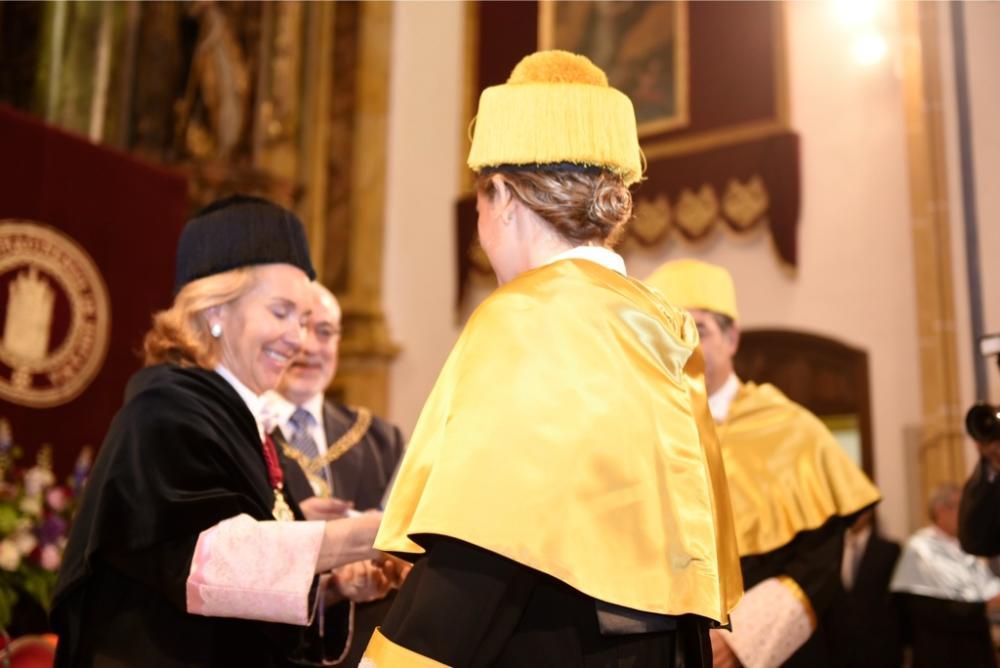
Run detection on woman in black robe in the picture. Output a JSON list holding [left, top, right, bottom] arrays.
[[51, 196, 384, 667]]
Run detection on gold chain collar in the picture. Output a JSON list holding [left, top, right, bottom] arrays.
[[280, 406, 373, 479]]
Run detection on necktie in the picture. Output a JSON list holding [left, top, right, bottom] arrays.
[[289, 407, 326, 483]]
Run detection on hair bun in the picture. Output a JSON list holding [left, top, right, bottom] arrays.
[[589, 177, 633, 230]]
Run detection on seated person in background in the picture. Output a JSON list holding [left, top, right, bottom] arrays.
[[892, 483, 1000, 668], [265, 281, 405, 665], [822, 509, 903, 667]]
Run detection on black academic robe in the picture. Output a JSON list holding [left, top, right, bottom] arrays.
[[822, 533, 903, 668], [377, 536, 710, 668], [51, 365, 316, 668], [738, 515, 855, 667], [896, 593, 996, 668], [961, 459, 1000, 557]]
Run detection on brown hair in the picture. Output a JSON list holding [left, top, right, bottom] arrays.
[[476, 169, 633, 246], [143, 268, 256, 368]]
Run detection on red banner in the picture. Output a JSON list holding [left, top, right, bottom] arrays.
[[0, 105, 188, 475]]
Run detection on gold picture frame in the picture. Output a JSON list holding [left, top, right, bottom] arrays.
[[538, 0, 690, 137]]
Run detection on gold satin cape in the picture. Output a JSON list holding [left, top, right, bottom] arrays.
[[376, 259, 743, 623], [718, 382, 881, 557]]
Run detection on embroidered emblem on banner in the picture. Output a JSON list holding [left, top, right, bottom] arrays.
[[0, 221, 110, 407]]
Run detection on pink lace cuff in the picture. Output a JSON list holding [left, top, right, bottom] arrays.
[[186, 514, 325, 625]]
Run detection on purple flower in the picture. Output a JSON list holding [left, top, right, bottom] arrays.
[[37, 515, 67, 545]]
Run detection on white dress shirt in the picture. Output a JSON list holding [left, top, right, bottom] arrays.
[[708, 373, 740, 423]]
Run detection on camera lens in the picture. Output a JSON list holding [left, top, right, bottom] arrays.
[[966, 403, 1000, 443]]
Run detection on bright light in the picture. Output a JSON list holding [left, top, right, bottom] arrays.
[[852, 32, 889, 66], [833, 0, 881, 27]]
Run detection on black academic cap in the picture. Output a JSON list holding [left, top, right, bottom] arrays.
[[174, 194, 316, 293]]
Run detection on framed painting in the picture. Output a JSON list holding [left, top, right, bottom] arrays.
[[538, 1, 689, 136]]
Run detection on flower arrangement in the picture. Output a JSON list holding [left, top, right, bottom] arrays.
[[0, 419, 91, 630]]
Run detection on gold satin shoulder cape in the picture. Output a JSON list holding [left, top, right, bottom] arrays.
[[718, 382, 881, 557], [376, 260, 743, 623]]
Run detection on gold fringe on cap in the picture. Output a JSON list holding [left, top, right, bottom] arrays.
[[467, 50, 643, 186]]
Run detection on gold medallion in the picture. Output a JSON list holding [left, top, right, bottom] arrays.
[[272, 487, 295, 522]]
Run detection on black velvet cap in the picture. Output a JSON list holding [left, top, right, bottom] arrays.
[[174, 194, 316, 293]]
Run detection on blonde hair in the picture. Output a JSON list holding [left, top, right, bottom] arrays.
[[143, 268, 256, 368], [477, 169, 632, 247]]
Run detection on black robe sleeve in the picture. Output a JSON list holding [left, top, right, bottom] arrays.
[[783, 519, 848, 616], [740, 516, 848, 617], [738, 516, 852, 667], [959, 459, 1000, 556]]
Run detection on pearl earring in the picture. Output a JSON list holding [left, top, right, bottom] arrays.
[[210, 323, 222, 338]]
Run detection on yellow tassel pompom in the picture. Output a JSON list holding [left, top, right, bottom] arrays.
[[507, 50, 608, 87], [467, 50, 643, 185]]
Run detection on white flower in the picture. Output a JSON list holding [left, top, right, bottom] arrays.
[[12, 529, 37, 556], [0, 540, 21, 571]]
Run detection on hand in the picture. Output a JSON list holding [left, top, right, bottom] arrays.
[[987, 593, 1000, 613], [300, 496, 354, 521], [330, 560, 393, 603], [977, 440, 1000, 477], [374, 554, 413, 588], [710, 629, 740, 668]]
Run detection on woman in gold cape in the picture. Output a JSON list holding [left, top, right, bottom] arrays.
[[361, 51, 742, 667]]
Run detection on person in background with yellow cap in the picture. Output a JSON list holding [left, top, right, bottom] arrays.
[[361, 51, 742, 667], [646, 259, 881, 668]]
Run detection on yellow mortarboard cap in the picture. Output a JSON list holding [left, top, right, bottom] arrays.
[[467, 50, 643, 186], [645, 259, 740, 321]]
